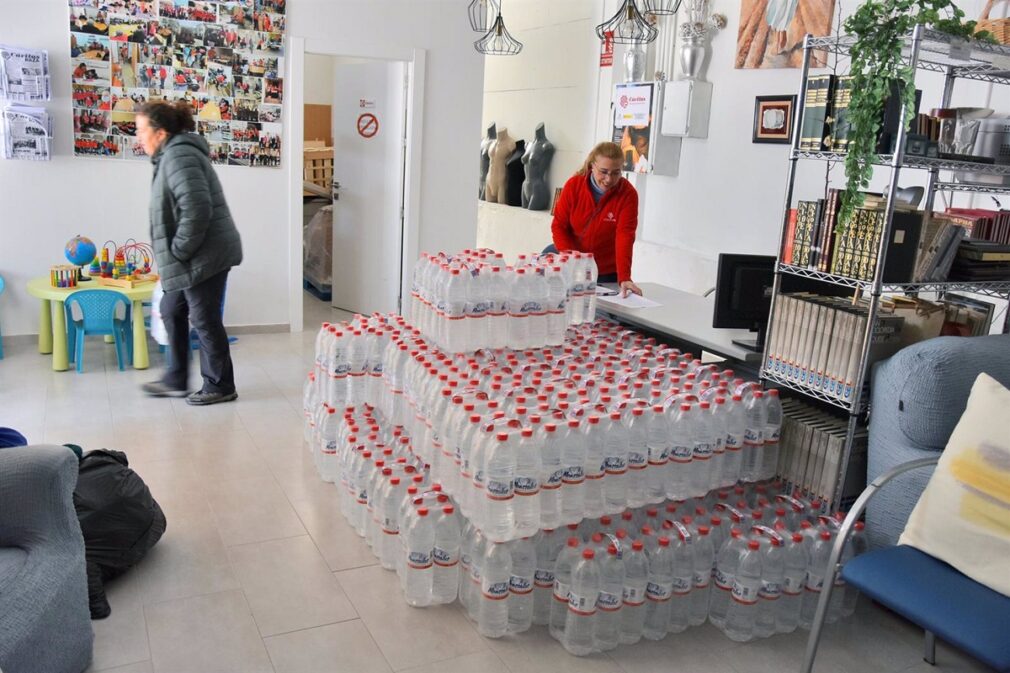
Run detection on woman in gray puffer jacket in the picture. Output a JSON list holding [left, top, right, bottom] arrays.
[[137, 101, 242, 406]]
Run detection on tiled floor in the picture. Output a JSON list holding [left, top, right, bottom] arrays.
[[0, 293, 996, 673]]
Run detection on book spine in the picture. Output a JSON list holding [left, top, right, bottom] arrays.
[[791, 298, 814, 384], [819, 74, 837, 151], [841, 312, 868, 403], [783, 208, 797, 262]]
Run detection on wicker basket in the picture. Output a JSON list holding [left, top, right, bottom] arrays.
[[977, 0, 1010, 45]]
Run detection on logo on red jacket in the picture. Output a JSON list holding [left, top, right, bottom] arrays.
[[605, 212, 616, 222]]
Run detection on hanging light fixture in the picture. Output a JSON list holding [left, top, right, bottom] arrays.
[[641, 0, 684, 15], [596, 0, 659, 44], [468, 0, 501, 33], [475, 7, 523, 56]]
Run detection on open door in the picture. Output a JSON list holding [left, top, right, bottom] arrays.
[[330, 59, 408, 315]]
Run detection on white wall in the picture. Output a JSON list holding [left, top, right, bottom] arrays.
[[303, 53, 334, 105], [0, 0, 483, 336]]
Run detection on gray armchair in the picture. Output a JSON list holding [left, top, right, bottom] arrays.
[[0, 445, 93, 673]]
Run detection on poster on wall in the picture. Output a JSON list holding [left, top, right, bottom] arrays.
[[611, 82, 653, 174], [68, 0, 285, 167], [735, 0, 835, 69]]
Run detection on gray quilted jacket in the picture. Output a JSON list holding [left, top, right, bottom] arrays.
[[149, 133, 242, 292]]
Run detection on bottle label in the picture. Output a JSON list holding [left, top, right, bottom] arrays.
[[433, 546, 458, 567], [759, 580, 782, 600], [670, 444, 693, 463], [744, 428, 763, 446], [672, 576, 692, 595], [543, 468, 563, 489], [725, 434, 743, 451], [597, 591, 622, 612], [323, 440, 337, 456], [646, 581, 673, 602], [627, 451, 647, 470], [604, 455, 627, 474], [485, 478, 514, 501], [356, 488, 368, 505], [468, 301, 491, 317], [472, 469, 485, 489], [805, 574, 824, 593], [460, 553, 471, 570], [553, 580, 571, 603], [509, 575, 533, 595], [783, 575, 805, 596], [622, 584, 646, 606], [693, 571, 710, 589], [647, 445, 668, 466], [381, 517, 398, 535], [407, 550, 432, 570], [561, 465, 584, 485], [514, 476, 540, 496], [694, 442, 713, 459], [482, 578, 509, 600], [766, 428, 781, 443], [731, 580, 760, 605], [534, 568, 555, 588], [521, 300, 545, 316], [568, 592, 598, 616], [714, 569, 733, 591]]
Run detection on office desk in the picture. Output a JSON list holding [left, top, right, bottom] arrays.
[[26, 277, 155, 371], [597, 282, 762, 365]]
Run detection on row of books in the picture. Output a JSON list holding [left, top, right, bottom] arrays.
[[777, 398, 867, 510], [783, 192, 923, 282], [764, 292, 905, 405]]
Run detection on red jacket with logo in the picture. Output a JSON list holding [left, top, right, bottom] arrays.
[[551, 173, 638, 283]]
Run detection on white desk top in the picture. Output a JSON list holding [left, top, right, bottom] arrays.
[[597, 282, 762, 364]]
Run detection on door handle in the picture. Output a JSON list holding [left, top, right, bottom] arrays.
[[331, 180, 341, 201]]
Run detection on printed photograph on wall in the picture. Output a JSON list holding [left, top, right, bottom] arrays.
[[735, 0, 835, 69], [752, 94, 797, 144], [68, 0, 284, 166]]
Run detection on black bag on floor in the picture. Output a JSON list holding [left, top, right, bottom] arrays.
[[73, 449, 167, 619]]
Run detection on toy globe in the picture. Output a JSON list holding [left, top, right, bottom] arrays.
[[65, 235, 97, 267]]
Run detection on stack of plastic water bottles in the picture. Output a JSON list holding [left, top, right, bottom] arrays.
[[408, 248, 600, 353]]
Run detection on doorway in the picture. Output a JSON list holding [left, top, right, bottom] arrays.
[[292, 43, 424, 332]]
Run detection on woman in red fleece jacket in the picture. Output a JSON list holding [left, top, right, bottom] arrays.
[[550, 141, 642, 297]]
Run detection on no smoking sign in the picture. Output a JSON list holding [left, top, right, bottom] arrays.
[[357, 113, 379, 139]]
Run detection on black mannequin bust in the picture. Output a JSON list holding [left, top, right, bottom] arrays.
[[522, 123, 555, 210], [505, 139, 526, 207]]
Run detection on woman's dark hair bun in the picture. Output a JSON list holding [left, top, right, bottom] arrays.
[[137, 100, 196, 135]]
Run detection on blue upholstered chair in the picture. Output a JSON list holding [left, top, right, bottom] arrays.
[[801, 457, 1010, 673], [64, 290, 132, 372], [0, 445, 94, 673]]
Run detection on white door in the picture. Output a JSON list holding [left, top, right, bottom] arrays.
[[331, 60, 407, 315]]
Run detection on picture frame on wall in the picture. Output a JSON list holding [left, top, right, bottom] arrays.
[[752, 94, 797, 144]]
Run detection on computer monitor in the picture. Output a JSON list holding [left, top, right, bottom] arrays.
[[712, 253, 777, 352]]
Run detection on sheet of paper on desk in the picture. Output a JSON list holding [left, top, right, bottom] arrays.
[[597, 293, 662, 309]]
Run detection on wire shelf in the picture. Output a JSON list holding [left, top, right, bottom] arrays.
[[934, 181, 1010, 195], [805, 29, 1010, 84], [778, 264, 1010, 298], [793, 150, 1010, 177], [759, 369, 861, 414]]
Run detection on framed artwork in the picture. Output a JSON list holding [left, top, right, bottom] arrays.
[[752, 95, 796, 144], [735, 0, 835, 69]]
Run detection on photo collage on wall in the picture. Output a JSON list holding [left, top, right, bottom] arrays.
[[69, 0, 285, 167]]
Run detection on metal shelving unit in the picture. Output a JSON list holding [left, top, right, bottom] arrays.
[[761, 26, 1010, 510]]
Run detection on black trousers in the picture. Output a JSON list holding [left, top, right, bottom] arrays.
[[160, 269, 236, 394]]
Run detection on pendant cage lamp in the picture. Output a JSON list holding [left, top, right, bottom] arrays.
[[475, 12, 523, 56], [596, 0, 659, 44], [467, 0, 500, 33], [642, 0, 684, 15]]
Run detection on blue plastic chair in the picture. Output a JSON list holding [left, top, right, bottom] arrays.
[[64, 290, 132, 372], [0, 274, 5, 360]]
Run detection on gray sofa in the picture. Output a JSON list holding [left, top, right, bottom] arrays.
[[0, 445, 93, 673], [866, 333, 1010, 549]]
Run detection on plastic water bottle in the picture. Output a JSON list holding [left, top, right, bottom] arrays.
[[722, 395, 746, 485], [540, 423, 563, 529], [508, 537, 535, 633], [582, 416, 606, 518], [667, 404, 694, 501], [533, 529, 560, 626], [550, 537, 581, 640], [799, 530, 832, 629], [527, 266, 550, 347], [486, 266, 509, 350], [724, 539, 762, 642], [318, 407, 339, 483], [432, 505, 461, 604], [568, 253, 587, 325], [484, 431, 516, 541], [710, 528, 746, 628], [840, 521, 866, 618], [645, 405, 670, 504], [559, 420, 586, 524], [403, 507, 434, 607], [562, 548, 600, 656], [603, 411, 629, 512], [740, 391, 767, 482], [778, 532, 808, 633], [507, 267, 531, 350], [689, 525, 714, 626], [545, 265, 568, 346], [762, 389, 782, 480], [642, 536, 674, 640], [755, 533, 784, 638], [626, 407, 649, 508], [692, 401, 716, 496], [347, 329, 368, 406], [618, 539, 649, 644], [594, 543, 625, 651], [514, 428, 542, 538], [667, 526, 694, 634], [478, 541, 512, 638], [465, 266, 491, 351], [708, 398, 728, 489], [584, 253, 599, 323], [466, 529, 488, 622], [379, 476, 405, 570]]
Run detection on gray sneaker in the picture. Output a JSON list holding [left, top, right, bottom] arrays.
[[142, 381, 189, 397], [186, 390, 238, 406]]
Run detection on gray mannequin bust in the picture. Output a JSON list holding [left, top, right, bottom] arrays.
[[480, 121, 496, 199], [485, 127, 516, 205], [521, 123, 555, 210]]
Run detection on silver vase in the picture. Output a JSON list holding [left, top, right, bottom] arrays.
[[624, 43, 647, 82], [679, 37, 705, 80]]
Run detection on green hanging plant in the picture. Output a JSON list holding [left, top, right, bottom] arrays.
[[839, 1, 991, 228]]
